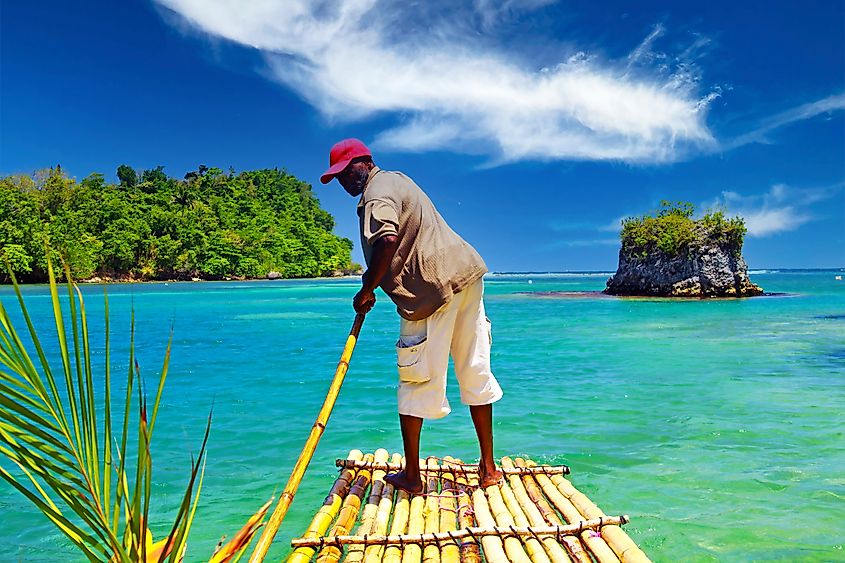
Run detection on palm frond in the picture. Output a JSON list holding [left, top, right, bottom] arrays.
[[209, 497, 274, 563], [0, 255, 207, 561]]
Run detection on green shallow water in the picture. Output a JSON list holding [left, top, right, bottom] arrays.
[[1, 271, 844, 562]]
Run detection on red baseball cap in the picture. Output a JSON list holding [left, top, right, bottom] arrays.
[[320, 138, 372, 184]]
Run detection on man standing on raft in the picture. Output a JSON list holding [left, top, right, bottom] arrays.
[[321, 138, 504, 493]]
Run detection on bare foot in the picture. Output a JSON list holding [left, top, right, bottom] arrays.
[[385, 471, 423, 494], [478, 465, 504, 489]]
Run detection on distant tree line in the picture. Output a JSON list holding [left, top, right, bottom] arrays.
[[0, 164, 357, 282]]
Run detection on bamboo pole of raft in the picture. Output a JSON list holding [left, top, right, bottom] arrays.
[[494, 470, 551, 563], [250, 313, 366, 563], [337, 460, 569, 476], [468, 471, 509, 563], [499, 457, 566, 563], [383, 456, 411, 563], [545, 470, 650, 563], [363, 452, 403, 563], [452, 459, 481, 563], [525, 459, 649, 563], [315, 452, 375, 563], [346, 449, 390, 563], [438, 458, 459, 563], [506, 458, 589, 563], [422, 457, 441, 563], [485, 478, 535, 563], [521, 459, 620, 563], [289, 516, 631, 548], [401, 460, 427, 563], [286, 450, 364, 563]]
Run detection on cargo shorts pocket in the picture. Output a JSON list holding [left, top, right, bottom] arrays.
[[396, 336, 430, 383]]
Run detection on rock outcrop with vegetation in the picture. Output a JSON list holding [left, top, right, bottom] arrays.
[[0, 165, 357, 282], [604, 201, 763, 297]]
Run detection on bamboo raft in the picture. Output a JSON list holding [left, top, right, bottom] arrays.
[[287, 450, 650, 563]]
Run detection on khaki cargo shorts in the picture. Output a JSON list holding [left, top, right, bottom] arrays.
[[395, 279, 503, 419]]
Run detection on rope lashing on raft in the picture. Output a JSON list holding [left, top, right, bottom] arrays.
[[290, 515, 630, 548], [289, 452, 651, 563], [335, 458, 571, 476]]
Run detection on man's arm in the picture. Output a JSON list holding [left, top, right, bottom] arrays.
[[354, 234, 399, 314]]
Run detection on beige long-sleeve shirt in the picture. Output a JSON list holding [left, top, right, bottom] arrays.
[[357, 167, 487, 321]]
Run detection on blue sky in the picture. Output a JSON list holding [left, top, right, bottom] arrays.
[[2, 0, 843, 270]]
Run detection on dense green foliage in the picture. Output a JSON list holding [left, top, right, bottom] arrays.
[[620, 200, 747, 258], [0, 165, 356, 282]]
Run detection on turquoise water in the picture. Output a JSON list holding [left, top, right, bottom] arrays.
[[1, 271, 844, 562]]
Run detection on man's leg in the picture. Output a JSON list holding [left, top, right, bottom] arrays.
[[389, 301, 458, 494], [385, 414, 424, 493], [469, 403, 503, 487], [450, 280, 504, 488]]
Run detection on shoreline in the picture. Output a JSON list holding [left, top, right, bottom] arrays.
[[79, 273, 365, 284], [1, 272, 365, 286], [515, 290, 797, 300], [1, 267, 842, 287]]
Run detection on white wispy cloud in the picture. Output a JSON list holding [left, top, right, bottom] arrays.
[[473, 0, 557, 31], [702, 182, 843, 237], [541, 237, 620, 251], [594, 182, 842, 241], [154, 0, 718, 164], [723, 93, 845, 150], [599, 216, 627, 233], [547, 221, 603, 232], [557, 238, 620, 247], [626, 23, 665, 69], [547, 216, 626, 235]]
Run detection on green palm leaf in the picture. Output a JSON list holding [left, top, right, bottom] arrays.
[[0, 255, 207, 561]]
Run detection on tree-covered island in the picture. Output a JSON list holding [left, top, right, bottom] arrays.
[[605, 201, 764, 297], [0, 165, 359, 283]]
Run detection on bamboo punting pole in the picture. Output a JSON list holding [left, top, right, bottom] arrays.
[[499, 457, 560, 563], [315, 452, 375, 563], [523, 460, 620, 563], [383, 456, 412, 563], [289, 517, 631, 549], [545, 469, 650, 563], [422, 457, 441, 563], [401, 460, 427, 563], [347, 449, 390, 563], [438, 458, 459, 563], [337, 459, 569, 476], [364, 452, 402, 563], [250, 313, 365, 563], [286, 450, 364, 563], [513, 459, 591, 562], [452, 459, 481, 563]]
